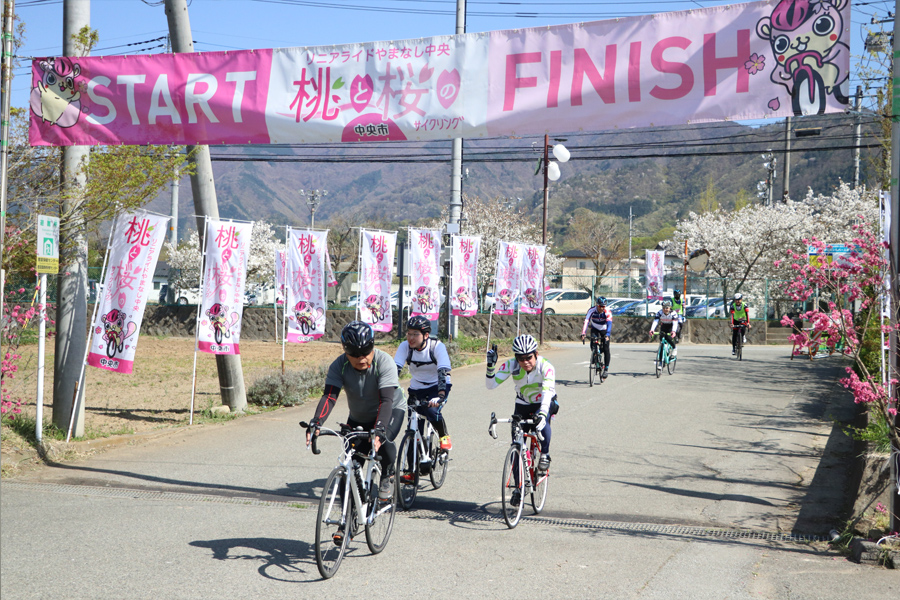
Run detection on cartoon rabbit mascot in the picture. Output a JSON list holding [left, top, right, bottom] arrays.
[[206, 303, 232, 340], [756, 0, 849, 115], [30, 56, 84, 128]]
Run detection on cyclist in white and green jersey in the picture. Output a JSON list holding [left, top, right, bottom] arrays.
[[730, 293, 751, 355], [485, 335, 559, 479]]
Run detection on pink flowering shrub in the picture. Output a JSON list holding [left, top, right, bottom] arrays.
[[779, 220, 898, 450], [1, 284, 47, 425]]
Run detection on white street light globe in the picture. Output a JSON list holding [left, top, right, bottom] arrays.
[[548, 161, 561, 181], [552, 144, 570, 163]]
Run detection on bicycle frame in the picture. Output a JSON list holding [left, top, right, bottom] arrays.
[[403, 400, 439, 472], [655, 333, 673, 364], [489, 413, 546, 488]]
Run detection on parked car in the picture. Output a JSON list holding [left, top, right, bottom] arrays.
[[174, 287, 202, 306], [542, 288, 592, 315], [611, 300, 642, 315], [685, 297, 727, 318]]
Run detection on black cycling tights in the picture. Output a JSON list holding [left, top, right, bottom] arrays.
[[347, 408, 404, 477], [590, 333, 611, 368]]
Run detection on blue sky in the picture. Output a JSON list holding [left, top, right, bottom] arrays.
[[12, 0, 891, 115]]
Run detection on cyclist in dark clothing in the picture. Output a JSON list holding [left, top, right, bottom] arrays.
[[730, 293, 751, 355], [307, 321, 407, 501], [580, 296, 613, 379]]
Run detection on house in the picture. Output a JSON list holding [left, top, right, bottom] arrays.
[[558, 245, 682, 295]]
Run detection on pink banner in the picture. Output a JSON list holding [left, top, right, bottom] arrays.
[[286, 228, 328, 342], [358, 229, 397, 332], [30, 1, 849, 147], [519, 245, 546, 315], [492, 241, 523, 316], [409, 229, 441, 320], [325, 246, 338, 288], [197, 220, 253, 354], [450, 235, 481, 317], [88, 212, 169, 373], [274, 249, 286, 305], [646, 250, 665, 301]]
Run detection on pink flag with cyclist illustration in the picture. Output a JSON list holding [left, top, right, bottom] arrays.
[[87, 211, 169, 374], [645, 250, 665, 301], [450, 235, 480, 317], [519, 244, 546, 315], [492, 240, 523, 316], [358, 229, 397, 332], [196, 219, 253, 355], [409, 228, 441, 320], [285, 228, 328, 343]]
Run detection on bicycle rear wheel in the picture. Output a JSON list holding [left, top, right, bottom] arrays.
[[428, 429, 448, 489], [530, 446, 549, 514], [315, 467, 350, 579], [396, 433, 419, 510], [365, 471, 396, 554], [501, 445, 525, 528]]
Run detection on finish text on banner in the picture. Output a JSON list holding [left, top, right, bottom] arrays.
[[358, 229, 397, 332], [286, 228, 328, 342], [450, 235, 481, 317], [197, 220, 253, 355], [30, 1, 850, 147], [87, 212, 169, 373]]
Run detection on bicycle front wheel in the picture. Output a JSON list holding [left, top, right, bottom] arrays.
[[589, 352, 595, 387], [530, 447, 549, 514], [428, 429, 448, 489], [667, 356, 677, 374], [315, 467, 350, 579], [396, 433, 419, 510], [501, 445, 525, 528], [364, 481, 396, 554]]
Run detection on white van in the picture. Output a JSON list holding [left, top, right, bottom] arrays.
[[543, 289, 592, 314]]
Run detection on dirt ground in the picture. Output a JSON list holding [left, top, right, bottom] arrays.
[[3, 336, 345, 438]]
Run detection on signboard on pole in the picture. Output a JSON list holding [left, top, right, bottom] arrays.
[[36, 215, 59, 274]]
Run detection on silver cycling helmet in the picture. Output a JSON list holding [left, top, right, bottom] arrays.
[[512, 334, 538, 356], [733, 293, 743, 301], [662, 300, 672, 308]]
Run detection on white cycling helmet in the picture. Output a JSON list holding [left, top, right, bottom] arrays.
[[733, 293, 743, 301], [512, 334, 538, 355]]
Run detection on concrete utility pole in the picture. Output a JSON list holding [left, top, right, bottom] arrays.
[[853, 86, 862, 187], [53, 0, 90, 436], [782, 117, 791, 201], [889, 0, 900, 535], [448, 0, 465, 227], [165, 0, 246, 411], [0, 0, 15, 311]]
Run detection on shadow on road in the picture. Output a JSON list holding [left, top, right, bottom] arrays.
[[189, 537, 323, 583]]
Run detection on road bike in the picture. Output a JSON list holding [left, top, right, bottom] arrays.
[[300, 421, 397, 579], [488, 412, 549, 529], [583, 334, 608, 387], [732, 323, 747, 361], [651, 331, 676, 377], [396, 397, 449, 510]]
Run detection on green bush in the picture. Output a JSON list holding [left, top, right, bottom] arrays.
[[247, 365, 329, 407]]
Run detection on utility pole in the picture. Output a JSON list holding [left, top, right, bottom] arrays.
[[628, 206, 633, 297], [448, 0, 465, 228], [165, 0, 247, 412], [0, 0, 15, 312], [782, 117, 791, 201], [888, 0, 900, 535], [854, 85, 862, 187], [53, 0, 90, 436]]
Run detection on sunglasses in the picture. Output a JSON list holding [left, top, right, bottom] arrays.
[[344, 347, 373, 358], [515, 353, 535, 362]]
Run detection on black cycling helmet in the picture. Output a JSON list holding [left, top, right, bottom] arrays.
[[673, 289, 681, 301], [406, 315, 431, 334], [341, 321, 375, 357], [595, 296, 607, 306]]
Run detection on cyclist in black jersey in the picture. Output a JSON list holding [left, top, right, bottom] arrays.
[[580, 296, 613, 379]]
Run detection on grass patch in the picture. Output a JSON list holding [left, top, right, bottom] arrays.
[[247, 364, 329, 407], [842, 411, 893, 454]]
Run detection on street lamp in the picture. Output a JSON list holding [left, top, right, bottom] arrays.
[[300, 188, 327, 228], [539, 134, 570, 343]]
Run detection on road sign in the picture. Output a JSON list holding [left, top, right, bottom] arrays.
[[36, 215, 59, 274]]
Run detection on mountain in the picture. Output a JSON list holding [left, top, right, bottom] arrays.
[[148, 112, 882, 248]]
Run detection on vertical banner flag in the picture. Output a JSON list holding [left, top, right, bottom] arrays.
[[88, 211, 169, 373], [359, 229, 397, 332], [286, 228, 328, 342], [274, 249, 287, 305], [450, 235, 481, 317], [492, 241, 523, 316], [197, 220, 253, 355], [409, 228, 441, 320], [325, 245, 338, 288], [519, 244, 546, 315], [646, 250, 665, 301]]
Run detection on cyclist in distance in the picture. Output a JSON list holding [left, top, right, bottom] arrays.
[[307, 321, 407, 501], [671, 289, 686, 342], [730, 293, 751, 355], [485, 334, 558, 506], [649, 300, 681, 356], [581, 295, 613, 379], [394, 315, 453, 453]]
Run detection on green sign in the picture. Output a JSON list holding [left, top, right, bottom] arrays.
[[36, 215, 59, 274]]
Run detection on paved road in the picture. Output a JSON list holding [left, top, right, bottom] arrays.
[[2, 343, 897, 598]]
